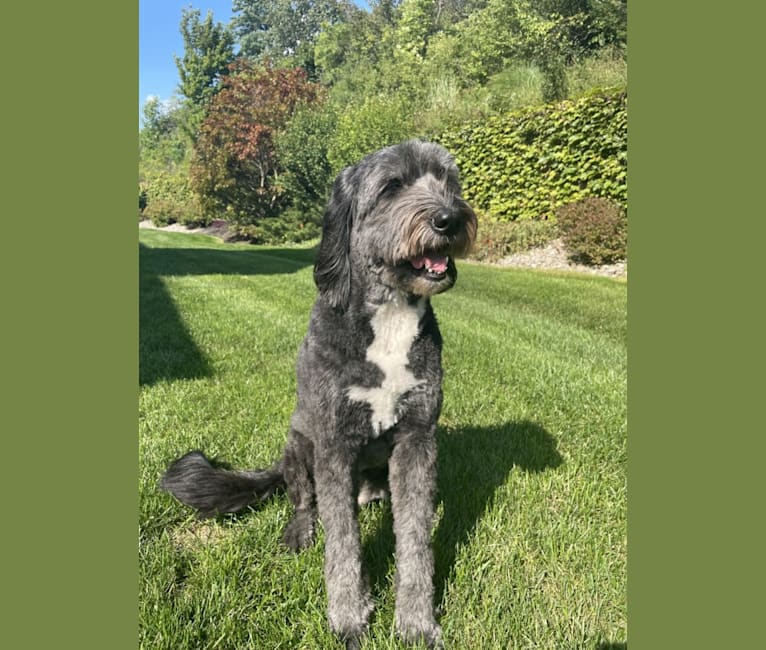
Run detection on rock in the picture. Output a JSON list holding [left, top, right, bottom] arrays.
[[495, 239, 626, 279]]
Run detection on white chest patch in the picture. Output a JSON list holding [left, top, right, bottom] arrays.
[[347, 297, 426, 436]]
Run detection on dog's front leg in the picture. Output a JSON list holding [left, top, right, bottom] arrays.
[[389, 430, 443, 648], [314, 444, 373, 648]]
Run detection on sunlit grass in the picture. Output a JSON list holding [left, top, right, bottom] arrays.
[[139, 229, 627, 649]]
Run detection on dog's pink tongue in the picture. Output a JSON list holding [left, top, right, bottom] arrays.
[[411, 255, 448, 273]]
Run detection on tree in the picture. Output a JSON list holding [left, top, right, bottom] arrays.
[[139, 97, 189, 172], [175, 8, 236, 105], [424, 0, 586, 91], [232, 0, 351, 71], [314, 0, 427, 102], [395, 0, 437, 62], [139, 97, 204, 226], [189, 61, 321, 225], [174, 8, 236, 137], [535, 0, 627, 51]]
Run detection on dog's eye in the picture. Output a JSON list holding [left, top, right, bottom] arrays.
[[381, 178, 402, 195]]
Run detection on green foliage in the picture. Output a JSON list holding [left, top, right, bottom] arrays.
[[175, 8, 235, 108], [139, 98, 190, 171], [540, 56, 569, 103], [469, 217, 559, 262], [438, 89, 627, 222], [277, 102, 337, 216], [586, 0, 627, 49], [484, 63, 545, 113], [232, 208, 322, 244], [141, 169, 207, 227], [425, 0, 577, 87], [557, 196, 627, 264], [189, 61, 322, 226], [531, 0, 626, 53], [566, 46, 628, 97], [327, 94, 415, 172], [424, 0, 516, 85], [232, 0, 349, 71], [139, 1, 627, 245], [394, 0, 437, 62]]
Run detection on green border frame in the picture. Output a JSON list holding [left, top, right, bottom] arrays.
[[629, 3, 762, 649], [4, 3, 137, 648], [5, 2, 761, 648]]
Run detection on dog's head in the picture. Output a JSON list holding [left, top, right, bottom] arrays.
[[314, 140, 478, 309]]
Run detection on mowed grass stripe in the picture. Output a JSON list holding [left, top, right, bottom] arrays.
[[139, 229, 626, 649]]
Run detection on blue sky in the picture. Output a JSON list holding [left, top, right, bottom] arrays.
[[139, 0, 235, 116], [139, 1, 370, 123]]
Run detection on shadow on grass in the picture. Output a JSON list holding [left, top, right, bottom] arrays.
[[139, 243, 313, 386], [139, 244, 315, 278], [139, 268, 213, 386], [362, 420, 563, 605]]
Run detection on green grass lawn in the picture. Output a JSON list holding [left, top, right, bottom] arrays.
[[139, 228, 627, 650]]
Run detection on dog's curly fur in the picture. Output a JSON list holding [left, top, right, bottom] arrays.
[[161, 140, 477, 648]]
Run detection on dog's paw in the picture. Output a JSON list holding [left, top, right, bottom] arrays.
[[396, 614, 443, 648], [328, 593, 373, 648], [280, 511, 316, 552]]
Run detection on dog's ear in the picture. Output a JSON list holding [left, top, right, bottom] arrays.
[[314, 168, 355, 309]]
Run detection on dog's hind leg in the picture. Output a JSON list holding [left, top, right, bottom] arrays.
[[314, 444, 374, 647], [389, 429, 443, 648], [280, 429, 318, 551]]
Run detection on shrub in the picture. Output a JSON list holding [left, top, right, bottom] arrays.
[[437, 89, 627, 222], [141, 169, 208, 227], [557, 197, 626, 265], [232, 207, 321, 245], [470, 217, 558, 262], [327, 95, 415, 172], [277, 103, 337, 216]]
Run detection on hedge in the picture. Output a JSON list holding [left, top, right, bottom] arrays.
[[437, 88, 627, 222]]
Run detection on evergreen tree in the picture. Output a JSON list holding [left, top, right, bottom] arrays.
[[175, 8, 236, 108]]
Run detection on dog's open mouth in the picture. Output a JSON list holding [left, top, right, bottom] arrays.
[[410, 253, 450, 280]]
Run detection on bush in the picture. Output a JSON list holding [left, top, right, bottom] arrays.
[[232, 207, 321, 245], [141, 169, 208, 227], [557, 197, 626, 265], [277, 103, 337, 215], [327, 95, 415, 172], [437, 88, 627, 222], [470, 217, 558, 262]]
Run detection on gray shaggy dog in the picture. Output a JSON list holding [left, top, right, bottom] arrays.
[[161, 139, 478, 649]]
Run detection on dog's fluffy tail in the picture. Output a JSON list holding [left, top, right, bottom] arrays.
[[160, 450, 284, 518]]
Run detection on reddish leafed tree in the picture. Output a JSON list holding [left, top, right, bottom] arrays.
[[190, 60, 321, 223]]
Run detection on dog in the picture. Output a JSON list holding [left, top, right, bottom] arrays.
[[161, 139, 478, 648]]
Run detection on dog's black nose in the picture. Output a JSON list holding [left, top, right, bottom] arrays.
[[431, 210, 453, 234]]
